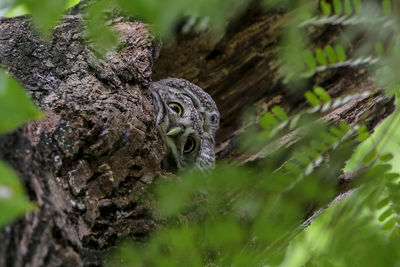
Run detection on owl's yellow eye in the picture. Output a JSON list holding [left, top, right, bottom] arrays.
[[183, 136, 196, 153], [168, 102, 183, 116]]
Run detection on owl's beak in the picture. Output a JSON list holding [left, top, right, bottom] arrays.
[[166, 126, 182, 136]]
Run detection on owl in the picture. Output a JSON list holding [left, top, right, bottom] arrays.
[[150, 78, 220, 171]]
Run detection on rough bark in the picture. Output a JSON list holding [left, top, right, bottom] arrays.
[[0, 15, 163, 266], [0, 3, 395, 267]]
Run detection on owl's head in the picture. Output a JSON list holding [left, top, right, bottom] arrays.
[[150, 78, 220, 171]]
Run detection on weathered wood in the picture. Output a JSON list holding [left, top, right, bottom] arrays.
[[152, 3, 394, 162]]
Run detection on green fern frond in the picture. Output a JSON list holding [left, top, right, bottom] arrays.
[[258, 88, 374, 141], [317, 0, 392, 18], [299, 15, 394, 28], [313, 56, 379, 72], [282, 122, 363, 191], [299, 44, 380, 78]]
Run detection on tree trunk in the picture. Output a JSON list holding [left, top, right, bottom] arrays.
[[0, 3, 394, 267], [0, 15, 164, 266]]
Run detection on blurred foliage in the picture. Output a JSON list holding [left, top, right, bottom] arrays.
[[346, 98, 400, 173], [2, 0, 251, 48], [1, 0, 400, 266], [1, 0, 80, 36], [0, 70, 43, 133], [0, 69, 41, 227], [0, 162, 34, 228]]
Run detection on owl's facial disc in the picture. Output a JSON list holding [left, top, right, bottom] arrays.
[[150, 78, 219, 171], [160, 97, 202, 170]]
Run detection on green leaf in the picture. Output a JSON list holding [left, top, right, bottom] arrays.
[[260, 113, 280, 129], [324, 45, 337, 64], [344, 0, 352, 14], [338, 121, 350, 132], [365, 164, 392, 179], [321, 132, 338, 145], [315, 48, 328, 65], [301, 146, 320, 159], [320, 0, 332, 16], [303, 50, 317, 70], [377, 197, 390, 209], [24, 0, 69, 37], [379, 208, 393, 222], [357, 132, 369, 142], [380, 153, 394, 162], [301, 69, 316, 78], [311, 140, 328, 152], [375, 42, 384, 57], [382, 0, 391, 16], [390, 227, 400, 241], [2, 0, 79, 18], [385, 83, 399, 97], [335, 45, 347, 61], [305, 91, 320, 107], [352, 0, 362, 13], [314, 86, 331, 102], [385, 172, 400, 181], [382, 217, 396, 231], [289, 115, 301, 130], [283, 72, 295, 84], [293, 151, 310, 166], [164, 227, 197, 253], [332, 0, 343, 14], [156, 179, 196, 216], [363, 149, 377, 165], [204, 219, 243, 247], [256, 130, 271, 141], [357, 125, 369, 142], [0, 0, 16, 10], [116, 0, 178, 37], [329, 126, 344, 138], [0, 70, 43, 133], [3, 4, 29, 17], [0, 161, 33, 228], [84, 0, 119, 56], [285, 161, 302, 175], [66, 0, 80, 9], [272, 106, 288, 121]]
